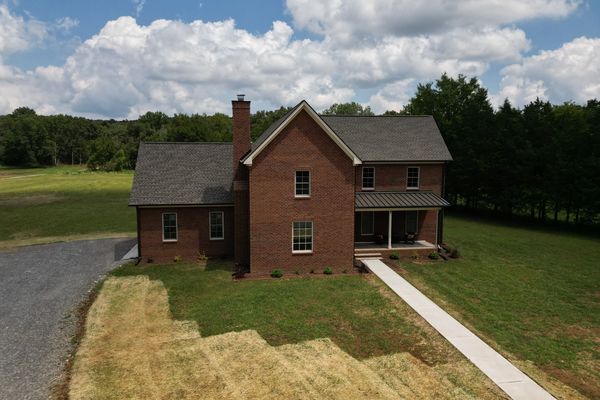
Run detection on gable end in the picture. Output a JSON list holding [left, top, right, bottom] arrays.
[[242, 101, 362, 166]]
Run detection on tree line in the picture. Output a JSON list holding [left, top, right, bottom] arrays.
[[403, 74, 600, 226], [0, 107, 292, 171], [1, 74, 598, 225]]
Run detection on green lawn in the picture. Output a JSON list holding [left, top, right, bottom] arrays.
[[399, 215, 600, 398], [0, 165, 135, 247], [111, 261, 454, 363]]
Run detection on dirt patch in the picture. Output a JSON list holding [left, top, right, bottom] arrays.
[[51, 282, 102, 400], [0, 194, 66, 207]]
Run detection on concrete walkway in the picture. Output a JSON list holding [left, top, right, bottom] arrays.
[[363, 259, 555, 400]]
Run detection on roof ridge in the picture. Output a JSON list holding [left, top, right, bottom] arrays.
[[356, 190, 434, 194], [142, 141, 232, 145], [320, 115, 433, 118]]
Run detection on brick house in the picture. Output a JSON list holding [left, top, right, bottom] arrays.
[[129, 96, 452, 273]]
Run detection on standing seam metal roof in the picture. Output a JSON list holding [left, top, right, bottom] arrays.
[[355, 191, 450, 209]]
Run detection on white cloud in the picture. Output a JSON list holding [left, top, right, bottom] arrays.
[[0, 4, 46, 54], [0, 17, 355, 117], [369, 79, 415, 113], [493, 37, 600, 106], [53, 17, 79, 33], [0, 1, 594, 118], [286, 0, 580, 39], [132, 0, 146, 18]]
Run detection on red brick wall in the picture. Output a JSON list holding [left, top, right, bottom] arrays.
[[418, 209, 438, 244], [249, 109, 355, 273], [356, 164, 443, 194], [138, 206, 234, 263]]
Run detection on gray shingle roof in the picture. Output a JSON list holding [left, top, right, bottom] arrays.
[[322, 115, 452, 162], [244, 103, 452, 163], [129, 142, 233, 206], [355, 191, 450, 209]]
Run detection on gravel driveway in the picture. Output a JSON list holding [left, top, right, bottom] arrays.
[[0, 238, 136, 400]]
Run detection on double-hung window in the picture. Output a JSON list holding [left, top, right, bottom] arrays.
[[162, 213, 177, 242], [209, 211, 224, 240], [293, 221, 313, 253], [295, 171, 311, 197], [362, 167, 375, 190], [407, 167, 420, 189]]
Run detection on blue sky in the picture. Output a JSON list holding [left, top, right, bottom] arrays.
[[0, 0, 599, 118]]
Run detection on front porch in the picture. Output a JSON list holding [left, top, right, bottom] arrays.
[[353, 191, 449, 260], [354, 209, 440, 250]]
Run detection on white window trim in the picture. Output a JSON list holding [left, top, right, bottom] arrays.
[[162, 212, 178, 242], [407, 166, 420, 190], [292, 221, 313, 254], [294, 170, 311, 198], [209, 211, 225, 240], [362, 166, 375, 190], [405, 210, 419, 234], [360, 211, 375, 235]]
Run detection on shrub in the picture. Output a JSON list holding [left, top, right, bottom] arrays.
[[342, 268, 348, 274], [173, 255, 182, 263], [197, 251, 207, 261], [428, 252, 440, 260], [449, 248, 461, 259], [323, 267, 333, 275], [309, 268, 315, 274], [411, 251, 420, 260], [294, 269, 300, 275], [389, 252, 400, 260], [270, 269, 283, 278]]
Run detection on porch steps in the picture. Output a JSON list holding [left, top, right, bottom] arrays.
[[354, 252, 382, 258], [354, 249, 383, 260]]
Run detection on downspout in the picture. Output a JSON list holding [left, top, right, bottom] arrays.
[[135, 207, 142, 265]]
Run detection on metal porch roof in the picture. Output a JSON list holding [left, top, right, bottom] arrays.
[[355, 191, 450, 209]]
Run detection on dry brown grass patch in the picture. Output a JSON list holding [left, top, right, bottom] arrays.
[[69, 276, 513, 399]]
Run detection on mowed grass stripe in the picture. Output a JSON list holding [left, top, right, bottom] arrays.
[[0, 166, 135, 245]]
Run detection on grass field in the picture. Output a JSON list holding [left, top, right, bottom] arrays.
[[399, 215, 600, 398], [0, 165, 135, 247]]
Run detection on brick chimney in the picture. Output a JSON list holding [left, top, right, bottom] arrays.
[[232, 94, 250, 268], [232, 94, 251, 178]]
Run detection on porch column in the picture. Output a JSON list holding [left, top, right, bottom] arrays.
[[388, 211, 392, 249]]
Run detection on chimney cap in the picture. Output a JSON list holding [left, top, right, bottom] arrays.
[[236, 94, 245, 101]]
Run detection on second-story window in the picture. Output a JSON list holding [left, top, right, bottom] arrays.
[[362, 167, 375, 190], [295, 170, 310, 197], [407, 167, 420, 189]]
